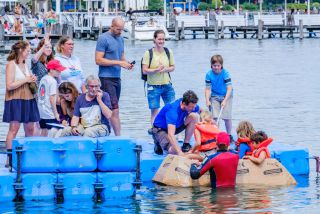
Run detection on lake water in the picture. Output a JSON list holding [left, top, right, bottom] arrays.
[[0, 38, 320, 212]]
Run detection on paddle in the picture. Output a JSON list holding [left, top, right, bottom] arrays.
[[216, 106, 224, 128]]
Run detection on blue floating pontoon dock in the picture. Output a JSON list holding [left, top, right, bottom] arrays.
[[0, 136, 315, 202]]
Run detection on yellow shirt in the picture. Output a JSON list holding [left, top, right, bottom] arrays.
[[142, 48, 175, 85]]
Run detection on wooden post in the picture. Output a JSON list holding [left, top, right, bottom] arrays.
[[175, 20, 179, 41], [214, 20, 219, 40], [258, 20, 263, 40], [181, 21, 185, 40], [99, 22, 102, 36], [299, 19, 303, 39], [205, 30, 208, 39], [0, 24, 4, 42], [131, 21, 135, 41], [220, 21, 224, 39]]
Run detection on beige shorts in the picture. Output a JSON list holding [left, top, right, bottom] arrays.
[[211, 96, 233, 120], [58, 124, 109, 138]]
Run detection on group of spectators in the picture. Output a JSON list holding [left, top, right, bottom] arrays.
[[2, 16, 272, 190]]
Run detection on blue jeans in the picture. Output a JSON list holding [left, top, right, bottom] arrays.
[[147, 84, 175, 109]]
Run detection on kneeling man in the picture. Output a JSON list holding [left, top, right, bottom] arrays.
[[152, 90, 200, 155]]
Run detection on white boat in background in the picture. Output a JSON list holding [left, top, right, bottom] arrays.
[[124, 10, 171, 41]]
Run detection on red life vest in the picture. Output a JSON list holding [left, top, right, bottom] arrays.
[[194, 123, 220, 152], [236, 137, 254, 155], [252, 138, 273, 159]]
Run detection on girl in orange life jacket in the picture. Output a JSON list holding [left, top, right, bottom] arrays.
[[186, 110, 220, 161], [236, 121, 255, 159], [243, 131, 272, 165]]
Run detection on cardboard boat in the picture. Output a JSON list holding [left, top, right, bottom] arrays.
[[153, 155, 297, 187]]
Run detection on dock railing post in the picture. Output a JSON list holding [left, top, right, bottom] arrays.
[[133, 145, 142, 189], [131, 20, 135, 41], [214, 20, 219, 40], [13, 146, 24, 202], [99, 21, 102, 36], [258, 20, 263, 40], [299, 19, 304, 39], [175, 20, 179, 41], [181, 21, 185, 40], [0, 24, 4, 42], [220, 20, 224, 39]]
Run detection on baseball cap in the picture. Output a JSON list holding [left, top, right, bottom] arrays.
[[46, 60, 66, 72], [216, 132, 230, 147]]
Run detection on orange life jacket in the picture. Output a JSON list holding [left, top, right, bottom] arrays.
[[252, 138, 273, 159], [194, 123, 220, 152], [236, 137, 254, 155]]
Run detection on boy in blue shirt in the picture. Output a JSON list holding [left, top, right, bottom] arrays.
[[204, 55, 233, 135]]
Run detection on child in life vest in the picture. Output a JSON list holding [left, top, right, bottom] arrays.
[[243, 131, 272, 165], [187, 110, 220, 161], [236, 121, 255, 159]]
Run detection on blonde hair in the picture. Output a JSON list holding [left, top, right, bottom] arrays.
[[236, 121, 255, 138], [200, 110, 212, 123]]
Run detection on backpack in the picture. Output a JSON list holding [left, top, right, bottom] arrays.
[[141, 47, 171, 83]]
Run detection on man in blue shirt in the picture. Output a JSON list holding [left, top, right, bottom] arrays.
[[152, 90, 200, 155], [95, 17, 134, 136], [205, 55, 233, 135]]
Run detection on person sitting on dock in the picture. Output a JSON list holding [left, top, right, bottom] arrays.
[[190, 132, 239, 189], [243, 131, 273, 165], [58, 82, 79, 126], [151, 90, 200, 155], [60, 75, 112, 138]]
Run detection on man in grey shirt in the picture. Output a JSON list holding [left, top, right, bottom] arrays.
[[95, 17, 134, 136]]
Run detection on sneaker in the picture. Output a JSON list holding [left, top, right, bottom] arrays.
[[147, 128, 153, 135], [154, 140, 163, 155], [181, 143, 192, 153]]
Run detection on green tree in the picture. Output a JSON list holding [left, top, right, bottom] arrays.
[[149, 0, 164, 10]]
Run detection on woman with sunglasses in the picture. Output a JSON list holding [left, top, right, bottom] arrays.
[[55, 36, 86, 93]]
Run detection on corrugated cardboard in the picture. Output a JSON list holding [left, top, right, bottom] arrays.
[[152, 154, 210, 187], [153, 155, 296, 187], [236, 159, 297, 186]]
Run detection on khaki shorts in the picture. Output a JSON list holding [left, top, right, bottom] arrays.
[[211, 96, 233, 120], [58, 124, 109, 138], [151, 126, 185, 154]]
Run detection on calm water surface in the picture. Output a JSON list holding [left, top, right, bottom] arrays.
[[0, 38, 320, 213]]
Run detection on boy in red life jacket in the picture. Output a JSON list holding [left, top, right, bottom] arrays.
[[190, 132, 239, 189], [186, 110, 220, 161], [243, 131, 273, 165], [236, 121, 255, 159]]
